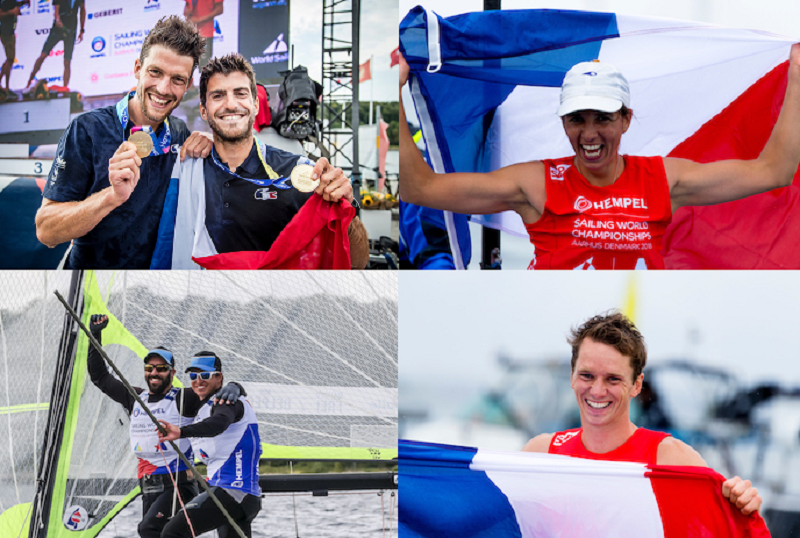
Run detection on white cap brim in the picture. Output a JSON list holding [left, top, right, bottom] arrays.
[[558, 96, 623, 117]]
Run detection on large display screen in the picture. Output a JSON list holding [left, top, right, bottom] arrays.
[[3, 0, 288, 97], [238, 0, 290, 83]]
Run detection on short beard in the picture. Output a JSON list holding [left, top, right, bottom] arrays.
[[147, 375, 171, 395], [208, 112, 255, 144], [137, 85, 171, 124]]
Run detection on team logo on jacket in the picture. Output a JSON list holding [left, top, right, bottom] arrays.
[[552, 430, 580, 447], [574, 195, 592, 213], [63, 505, 89, 530], [255, 188, 277, 200], [49, 156, 66, 185], [551, 164, 570, 181]]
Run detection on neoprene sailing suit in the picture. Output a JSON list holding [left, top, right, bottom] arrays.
[[161, 393, 262, 538]]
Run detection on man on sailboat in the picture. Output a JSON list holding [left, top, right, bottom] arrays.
[[522, 312, 762, 516], [158, 352, 262, 538], [87, 315, 243, 538]]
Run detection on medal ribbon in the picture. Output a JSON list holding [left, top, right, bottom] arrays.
[[209, 140, 292, 189], [115, 91, 172, 156]]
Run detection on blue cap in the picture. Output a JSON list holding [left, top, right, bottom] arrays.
[[144, 349, 174, 367], [185, 353, 221, 373]]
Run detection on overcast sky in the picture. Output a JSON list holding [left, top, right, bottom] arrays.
[[400, 271, 800, 392], [293, 0, 399, 102]]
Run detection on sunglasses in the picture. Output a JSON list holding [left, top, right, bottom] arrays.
[[189, 372, 220, 381], [144, 364, 172, 373]]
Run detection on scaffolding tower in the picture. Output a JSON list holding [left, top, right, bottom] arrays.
[[320, 0, 361, 193]]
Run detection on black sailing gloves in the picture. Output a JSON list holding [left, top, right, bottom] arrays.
[[90, 314, 109, 343]]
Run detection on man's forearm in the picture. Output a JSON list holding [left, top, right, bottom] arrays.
[[759, 60, 800, 185], [87, 340, 135, 413], [36, 187, 120, 247], [181, 403, 238, 438], [398, 94, 436, 204], [348, 216, 370, 269]]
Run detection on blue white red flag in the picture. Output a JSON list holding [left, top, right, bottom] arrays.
[[151, 158, 354, 270], [400, 440, 771, 537], [400, 8, 800, 268]]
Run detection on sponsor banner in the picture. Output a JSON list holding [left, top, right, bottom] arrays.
[[238, 0, 289, 82], [6, 0, 240, 97]]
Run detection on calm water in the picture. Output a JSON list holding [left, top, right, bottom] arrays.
[[97, 490, 398, 538]]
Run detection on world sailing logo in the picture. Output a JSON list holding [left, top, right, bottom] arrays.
[[63, 505, 89, 531], [252, 33, 289, 64]]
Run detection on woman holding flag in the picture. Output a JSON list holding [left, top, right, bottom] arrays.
[[399, 37, 800, 270]]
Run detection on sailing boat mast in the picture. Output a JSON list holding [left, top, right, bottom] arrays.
[[29, 271, 83, 538]]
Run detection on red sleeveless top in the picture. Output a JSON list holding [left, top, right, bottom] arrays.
[[525, 155, 672, 270], [548, 427, 671, 466]]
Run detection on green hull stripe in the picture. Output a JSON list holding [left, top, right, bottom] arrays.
[[260, 443, 397, 460]]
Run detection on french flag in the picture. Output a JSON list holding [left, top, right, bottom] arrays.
[[400, 440, 771, 537], [151, 157, 354, 270], [400, 8, 800, 268]]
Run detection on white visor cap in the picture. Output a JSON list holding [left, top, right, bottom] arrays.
[[558, 61, 630, 117]]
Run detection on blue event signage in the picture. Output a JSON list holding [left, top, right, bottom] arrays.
[[238, 0, 290, 82]]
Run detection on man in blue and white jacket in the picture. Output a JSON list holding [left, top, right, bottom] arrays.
[[158, 351, 262, 538]]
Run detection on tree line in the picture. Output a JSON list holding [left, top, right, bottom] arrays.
[[323, 101, 399, 147]]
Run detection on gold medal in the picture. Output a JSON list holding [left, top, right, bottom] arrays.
[[290, 164, 319, 193], [128, 130, 153, 159]]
